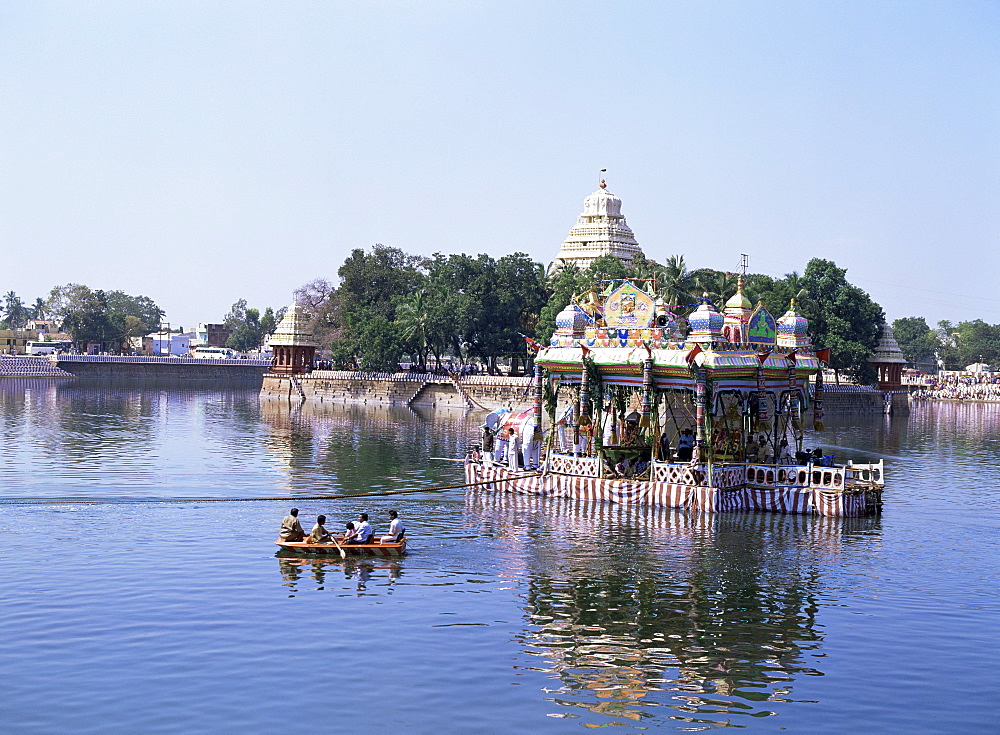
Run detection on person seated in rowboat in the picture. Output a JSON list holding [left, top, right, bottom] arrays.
[[379, 510, 404, 544], [309, 514, 333, 544], [345, 513, 373, 544], [343, 521, 357, 542], [279, 508, 305, 541]]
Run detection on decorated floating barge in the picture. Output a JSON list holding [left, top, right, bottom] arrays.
[[465, 278, 884, 517]]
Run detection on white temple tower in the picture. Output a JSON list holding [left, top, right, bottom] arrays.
[[553, 180, 643, 269]]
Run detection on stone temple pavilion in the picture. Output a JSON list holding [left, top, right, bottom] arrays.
[[268, 302, 317, 375], [869, 323, 908, 391]]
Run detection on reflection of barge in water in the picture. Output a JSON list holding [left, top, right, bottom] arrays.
[[465, 278, 884, 518]]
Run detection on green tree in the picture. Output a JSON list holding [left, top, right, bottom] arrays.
[[225, 300, 266, 352], [656, 255, 697, 309], [536, 262, 590, 345], [950, 320, 1000, 368], [60, 289, 116, 346], [349, 307, 404, 371], [337, 244, 425, 322], [28, 297, 46, 321], [2, 292, 28, 330], [261, 307, 278, 339], [46, 284, 163, 350], [892, 317, 937, 368], [396, 289, 431, 371], [585, 254, 631, 283], [690, 269, 737, 309], [798, 259, 884, 384], [104, 291, 163, 333]]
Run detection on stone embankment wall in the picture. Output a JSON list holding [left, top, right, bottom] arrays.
[[56, 355, 270, 383], [262, 371, 898, 415], [819, 385, 884, 414], [261, 371, 532, 409]]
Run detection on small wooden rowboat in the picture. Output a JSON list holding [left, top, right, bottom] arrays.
[[274, 536, 407, 557]]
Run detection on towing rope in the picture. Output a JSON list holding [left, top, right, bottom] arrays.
[[0, 473, 543, 506]]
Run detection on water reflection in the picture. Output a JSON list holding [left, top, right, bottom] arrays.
[[276, 554, 403, 597], [259, 400, 478, 494], [465, 490, 882, 728]]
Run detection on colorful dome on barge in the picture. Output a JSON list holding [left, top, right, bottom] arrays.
[[687, 295, 725, 344], [776, 300, 811, 349]]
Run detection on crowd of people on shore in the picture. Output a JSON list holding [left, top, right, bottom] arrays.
[[911, 372, 1000, 402], [278, 508, 405, 545]]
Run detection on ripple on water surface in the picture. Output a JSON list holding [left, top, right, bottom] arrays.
[[0, 386, 997, 732]]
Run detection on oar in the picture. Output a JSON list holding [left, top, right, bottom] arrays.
[[329, 535, 347, 559]]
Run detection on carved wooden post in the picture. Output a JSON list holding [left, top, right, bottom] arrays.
[[640, 357, 653, 428]]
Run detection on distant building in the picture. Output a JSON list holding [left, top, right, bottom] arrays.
[[194, 323, 231, 348], [0, 330, 34, 354], [553, 179, 643, 270], [25, 320, 56, 334], [143, 330, 191, 356]]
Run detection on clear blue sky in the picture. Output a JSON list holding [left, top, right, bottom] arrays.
[[2, 1, 997, 330]]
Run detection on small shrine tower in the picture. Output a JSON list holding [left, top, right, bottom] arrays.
[[553, 180, 643, 269], [868, 323, 907, 390], [269, 302, 318, 375]]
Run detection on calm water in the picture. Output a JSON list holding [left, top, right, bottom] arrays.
[[1, 380, 997, 733]]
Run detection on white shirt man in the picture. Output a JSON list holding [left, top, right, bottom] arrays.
[[351, 514, 373, 544], [380, 511, 404, 543]]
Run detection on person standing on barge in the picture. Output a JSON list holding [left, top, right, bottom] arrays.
[[495, 428, 509, 464], [507, 428, 521, 471], [481, 425, 495, 466]]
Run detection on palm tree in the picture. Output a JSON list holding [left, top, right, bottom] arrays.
[[3, 291, 27, 330], [396, 289, 430, 371], [29, 297, 46, 321], [693, 270, 737, 308], [656, 255, 697, 309]]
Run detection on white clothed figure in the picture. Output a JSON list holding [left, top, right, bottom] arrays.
[[508, 432, 522, 471], [495, 435, 508, 463]]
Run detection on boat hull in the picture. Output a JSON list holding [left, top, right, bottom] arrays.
[[466, 461, 881, 517], [274, 538, 407, 556]]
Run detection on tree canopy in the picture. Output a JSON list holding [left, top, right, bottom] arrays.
[[45, 284, 165, 350]]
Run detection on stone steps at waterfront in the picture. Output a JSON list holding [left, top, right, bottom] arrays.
[[0, 357, 74, 378]]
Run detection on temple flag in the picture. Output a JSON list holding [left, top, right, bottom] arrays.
[[786, 349, 797, 363], [522, 335, 542, 353], [685, 344, 702, 365], [580, 344, 591, 358], [756, 349, 772, 365], [815, 348, 831, 364]]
